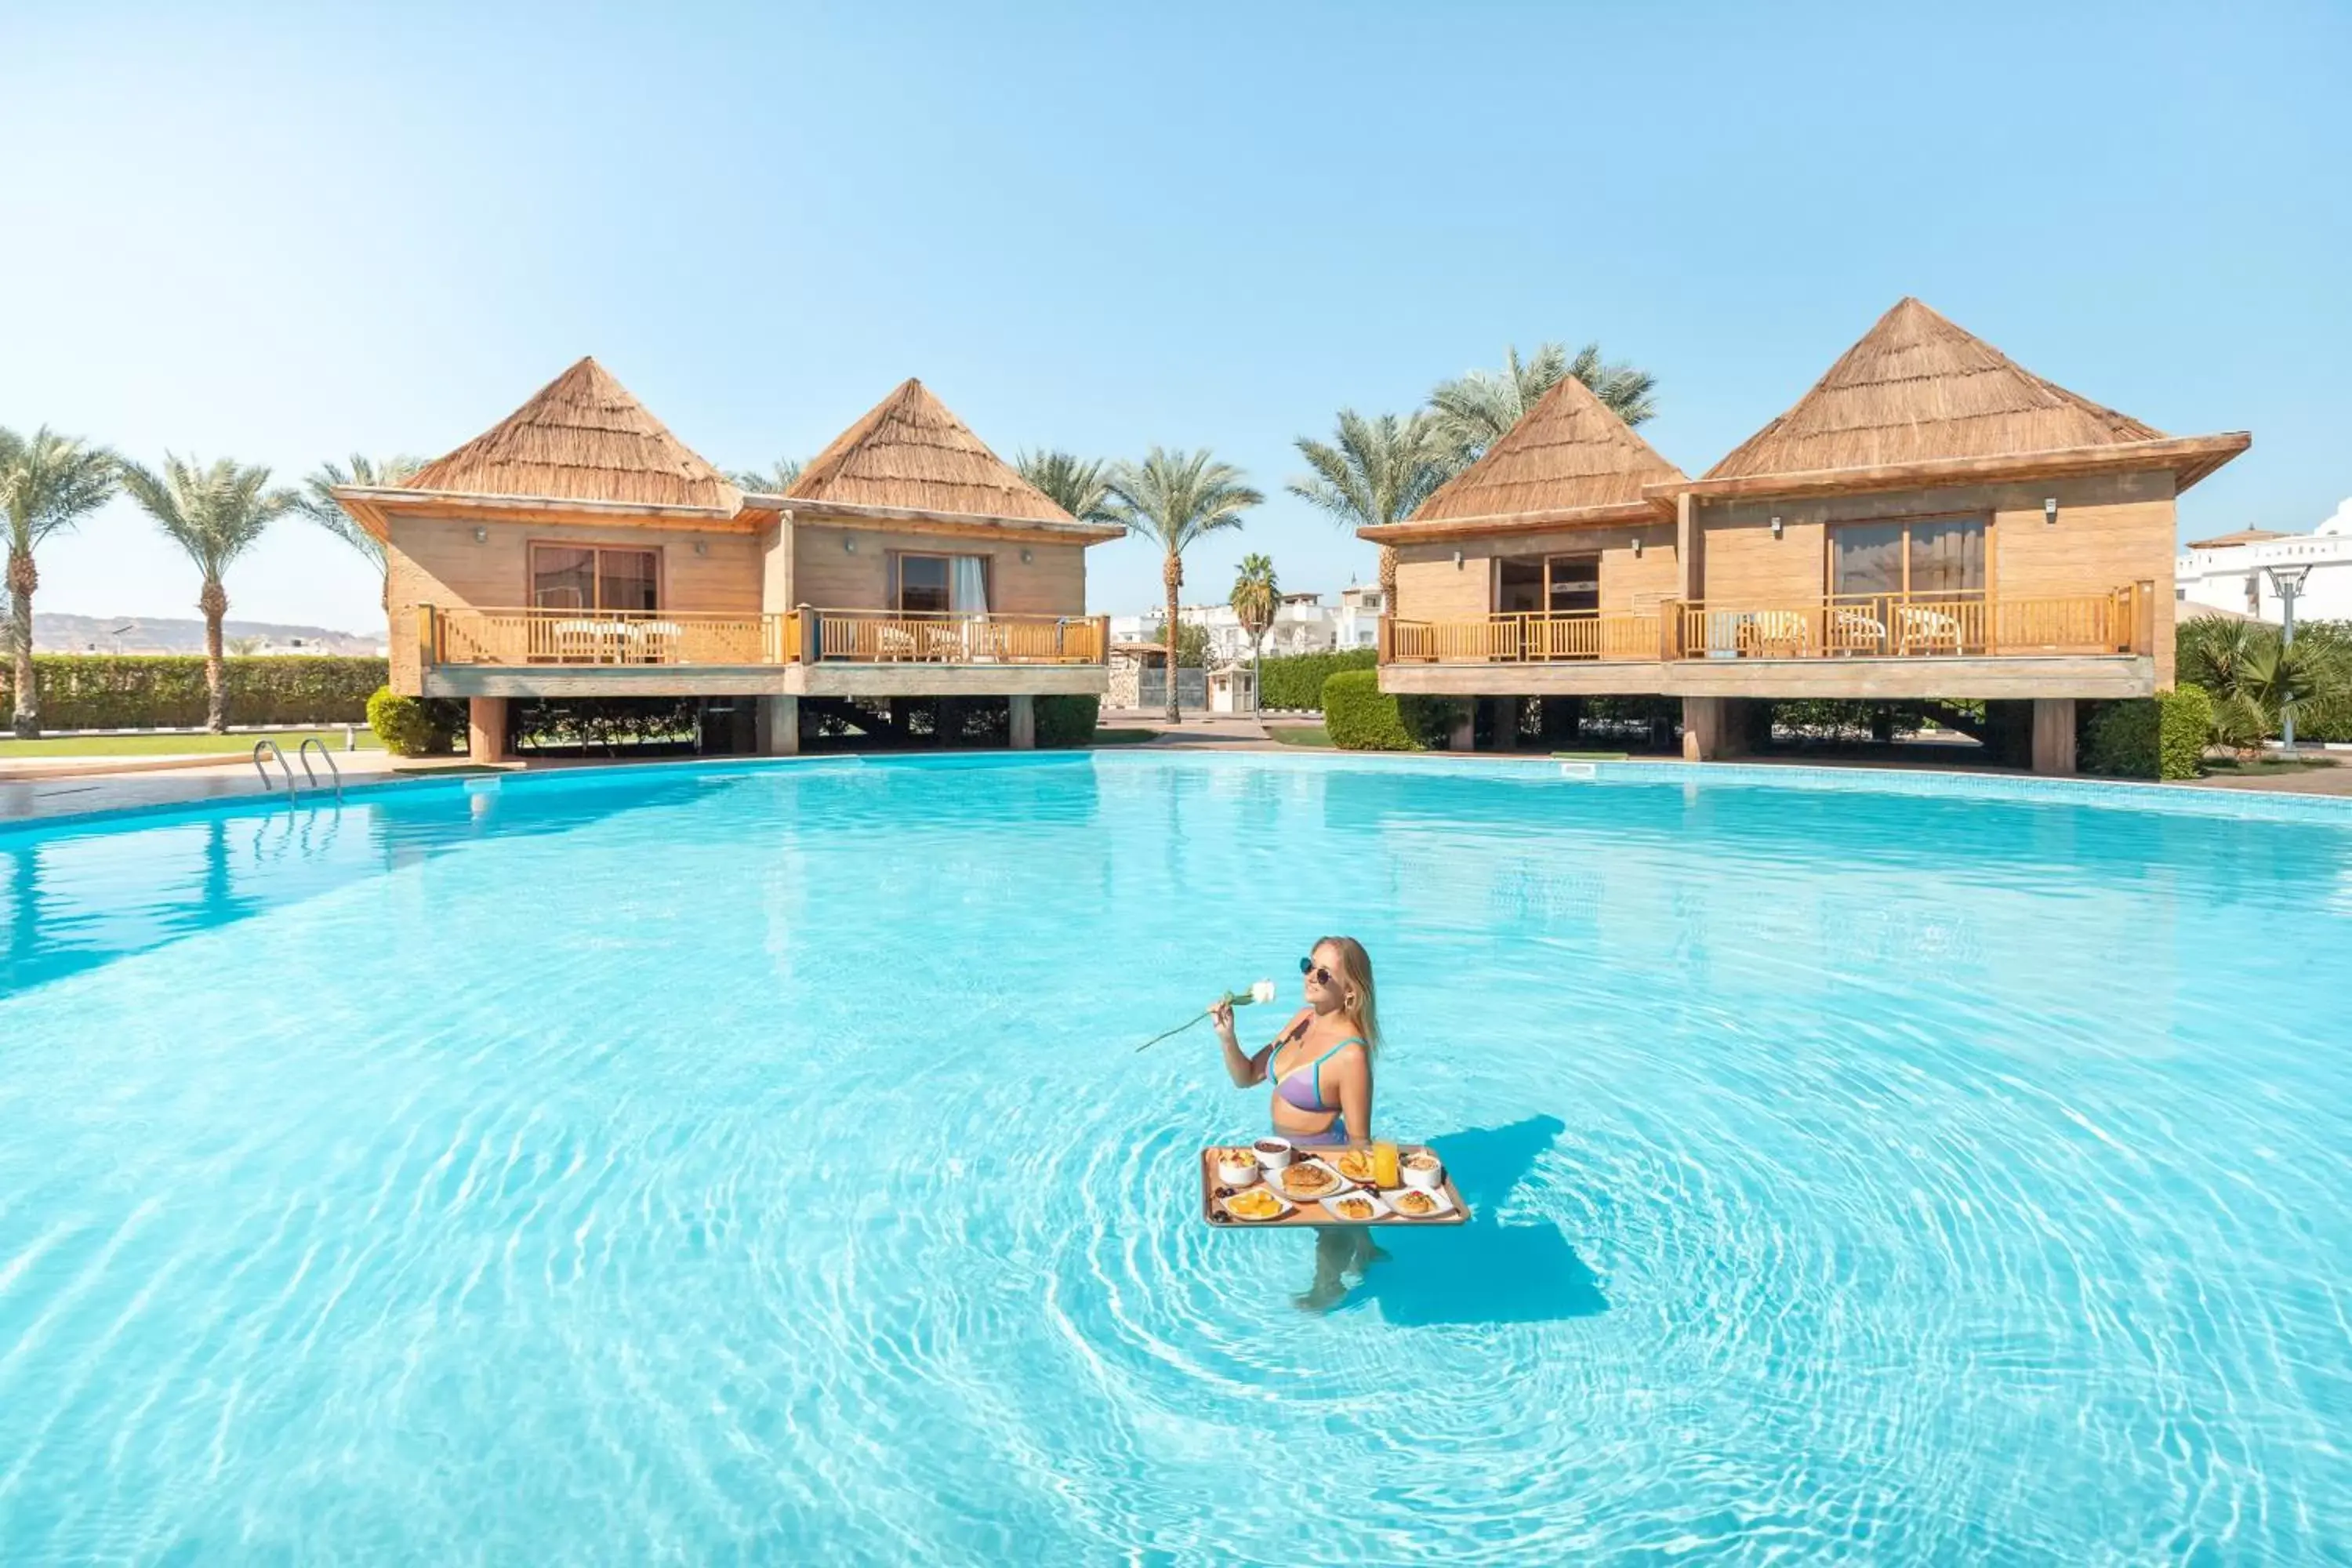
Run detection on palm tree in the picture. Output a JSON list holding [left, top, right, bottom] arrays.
[[729, 459, 803, 494], [1, 426, 119, 737], [1104, 448, 1262, 723], [2177, 615, 2352, 752], [1230, 553, 1279, 720], [293, 454, 422, 610], [118, 455, 298, 732], [1288, 410, 1452, 601], [1016, 449, 1120, 524], [1428, 341, 1658, 466]]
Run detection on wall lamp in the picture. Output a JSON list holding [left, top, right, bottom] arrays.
[[472, 526, 488, 543], [1452, 549, 1464, 568], [1769, 515, 1784, 539], [693, 539, 708, 557], [844, 535, 858, 553], [1020, 547, 1034, 564], [1630, 536, 1643, 557], [2044, 497, 2060, 526]]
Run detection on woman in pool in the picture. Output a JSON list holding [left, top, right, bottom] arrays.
[[1210, 935, 1383, 1308]]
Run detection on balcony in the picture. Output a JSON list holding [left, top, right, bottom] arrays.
[[416, 607, 1111, 699], [1377, 586, 2157, 700]]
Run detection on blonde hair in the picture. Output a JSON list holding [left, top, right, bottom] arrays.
[[1314, 935, 1380, 1056]]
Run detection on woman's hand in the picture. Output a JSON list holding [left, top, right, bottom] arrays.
[[1209, 997, 1237, 1044]]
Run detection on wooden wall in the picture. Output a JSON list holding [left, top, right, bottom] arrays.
[[1392, 522, 1679, 622], [384, 515, 760, 692], [783, 524, 1088, 615], [1692, 469, 2178, 683]]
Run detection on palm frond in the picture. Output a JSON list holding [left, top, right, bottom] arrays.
[[1015, 449, 1119, 524], [1428, 338, 1661, 463], [1, 426, 120, 554], [295, 453, 419, 572], [728, 458, 804, 494], [120, 453, 299, 582], [1102, 448, 1262, 557], [1286, 410, 1451, 530]]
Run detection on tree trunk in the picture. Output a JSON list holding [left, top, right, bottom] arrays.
[[1162, 553, 1183, 724], [1378, 544, 1397, 601], [7, 548, 38, 739], [200, 576, 229, 733]]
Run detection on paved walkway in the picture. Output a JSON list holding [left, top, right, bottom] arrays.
[[0, 751, 459, 825]]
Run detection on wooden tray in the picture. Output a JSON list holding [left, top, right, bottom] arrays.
[[1199, 1145, 1468, 1228]]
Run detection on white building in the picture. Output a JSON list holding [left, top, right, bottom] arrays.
[[2176, 498, 2352, 623], [1112, 584, 1389, 661]]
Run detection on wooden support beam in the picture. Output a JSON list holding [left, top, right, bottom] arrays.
[[467, 696, 508, 764], [1009, 694, 1036, 750], [2032, 698, 2077, 775], [756, 695, 800, 755]]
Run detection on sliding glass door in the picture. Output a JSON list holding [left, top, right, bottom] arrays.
[[1828, 516, 1987, 654]]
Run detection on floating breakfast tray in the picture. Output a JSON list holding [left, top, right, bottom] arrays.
[[1199, 1144, 1469, 1228]]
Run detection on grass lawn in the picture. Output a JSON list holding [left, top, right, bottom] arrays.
[[1267, 724, 1332, 747], [1090, 728, 1157, 746], [0, 728, 382, 759]]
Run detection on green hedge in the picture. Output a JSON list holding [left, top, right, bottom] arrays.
[[0, 655, 387, 730], [1321, 670, 1465, 751], [1258, 647, 1377, 710], [1034, 694, 1100, 747], [2082, 685, 2212, 780]]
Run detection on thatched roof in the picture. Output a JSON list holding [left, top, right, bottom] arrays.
[[784, 379, 1073, 524], [401, 357, 742, 511], [2184, 527, 2291, 550], [1381, 376, 1683, 539], [1702, 299, 2172, 483]]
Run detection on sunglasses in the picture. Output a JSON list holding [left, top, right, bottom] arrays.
[[1299, 956, 1336, 987]]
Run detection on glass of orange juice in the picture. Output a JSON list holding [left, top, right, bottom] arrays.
[[1373, 1140, 1399, 1189]]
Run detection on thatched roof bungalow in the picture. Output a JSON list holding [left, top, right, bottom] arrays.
[[339, 362, 1115, 760]]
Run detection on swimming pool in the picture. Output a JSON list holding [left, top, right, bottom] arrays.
[[2, 753, 2347, 1562]]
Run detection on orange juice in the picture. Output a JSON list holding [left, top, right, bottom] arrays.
[[1373, 1140, 1399, 1189]]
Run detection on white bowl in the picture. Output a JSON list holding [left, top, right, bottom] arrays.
[[1216, 1155, 1259, 1187], [1252, 1137, 1294, 1171], [1399, 1153, 1445, 1191]]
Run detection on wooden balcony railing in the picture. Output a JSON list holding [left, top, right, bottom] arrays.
[[808, 610, 1105, 665], [1674, 586, 2147, 660], [1379, 586, 2153, 665], [1382, 611, 1668, 664], [419, 607, 1109, 667]]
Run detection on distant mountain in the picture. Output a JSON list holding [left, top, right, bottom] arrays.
[[24, 612, 385, 656]]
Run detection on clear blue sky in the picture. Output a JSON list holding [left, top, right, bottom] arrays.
[[7, 1, 2346, 635]]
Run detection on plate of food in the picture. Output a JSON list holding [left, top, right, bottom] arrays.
[[1385, 1185, 1457, 1221], [1332, 1148, 1379, 1185], [1274, 1158, 1352, 1203], [1323, 1190, 1392, 1224], [1221, 1186, 1297, 1224]]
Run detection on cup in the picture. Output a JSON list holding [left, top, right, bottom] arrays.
[[1216, 1149, 1259, 1186], [1253, 1136, 1294, 1171], [1400, 1150, 1444, 1191]]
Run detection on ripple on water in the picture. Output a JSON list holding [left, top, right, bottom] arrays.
[[0, 755, 2348, 1563]]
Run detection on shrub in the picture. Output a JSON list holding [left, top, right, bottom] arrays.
[[1258, 647, 1377, 710], [1769, 699, 1926, 742], [2159, 684, 2214, 779], [513, 697, 698, 753], [1033, 694, 1099, 748], [1323, 671, 1417, 750], [0, 655, 387, 730], [368, 687, 442, 757], [2082, 686, 2212, 780]]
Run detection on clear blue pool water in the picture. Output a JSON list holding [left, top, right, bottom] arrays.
[[2, 753, 2348, 1563]]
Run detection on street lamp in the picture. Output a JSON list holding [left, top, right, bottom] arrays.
[[2264, 564, 2312, 755]]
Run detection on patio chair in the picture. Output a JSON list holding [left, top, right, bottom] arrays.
[[1829, 606, 1888, 655], [872, 625, 920, 661], [920, 622, 968, 662], [1736, 610, 1812, 659], [553, 619, 607, 663], [631, 620, 683, 664], [1897, 604, 1963, 655]]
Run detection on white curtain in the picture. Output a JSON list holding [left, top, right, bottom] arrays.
[[951, 556, 988, 615]]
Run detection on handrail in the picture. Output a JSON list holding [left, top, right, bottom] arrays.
[[423, 607, 1104, 667], [297, 736, 343, 800], [251, 739, 297, 796], [1382, 590, 2142, 664]]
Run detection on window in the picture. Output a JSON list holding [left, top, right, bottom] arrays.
[[532, 546, 659, 612], [893, 553, 989, 614], [1829, 517, 1984, 599], [1495, 554, 1600, 615]]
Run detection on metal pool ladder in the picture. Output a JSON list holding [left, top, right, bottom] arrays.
[[252, 739, 297, 795], [297, 737, 343, 799]]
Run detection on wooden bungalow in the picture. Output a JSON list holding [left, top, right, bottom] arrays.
[[1370, 299, 2251, 771], [336, 361, 1118, 760]]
